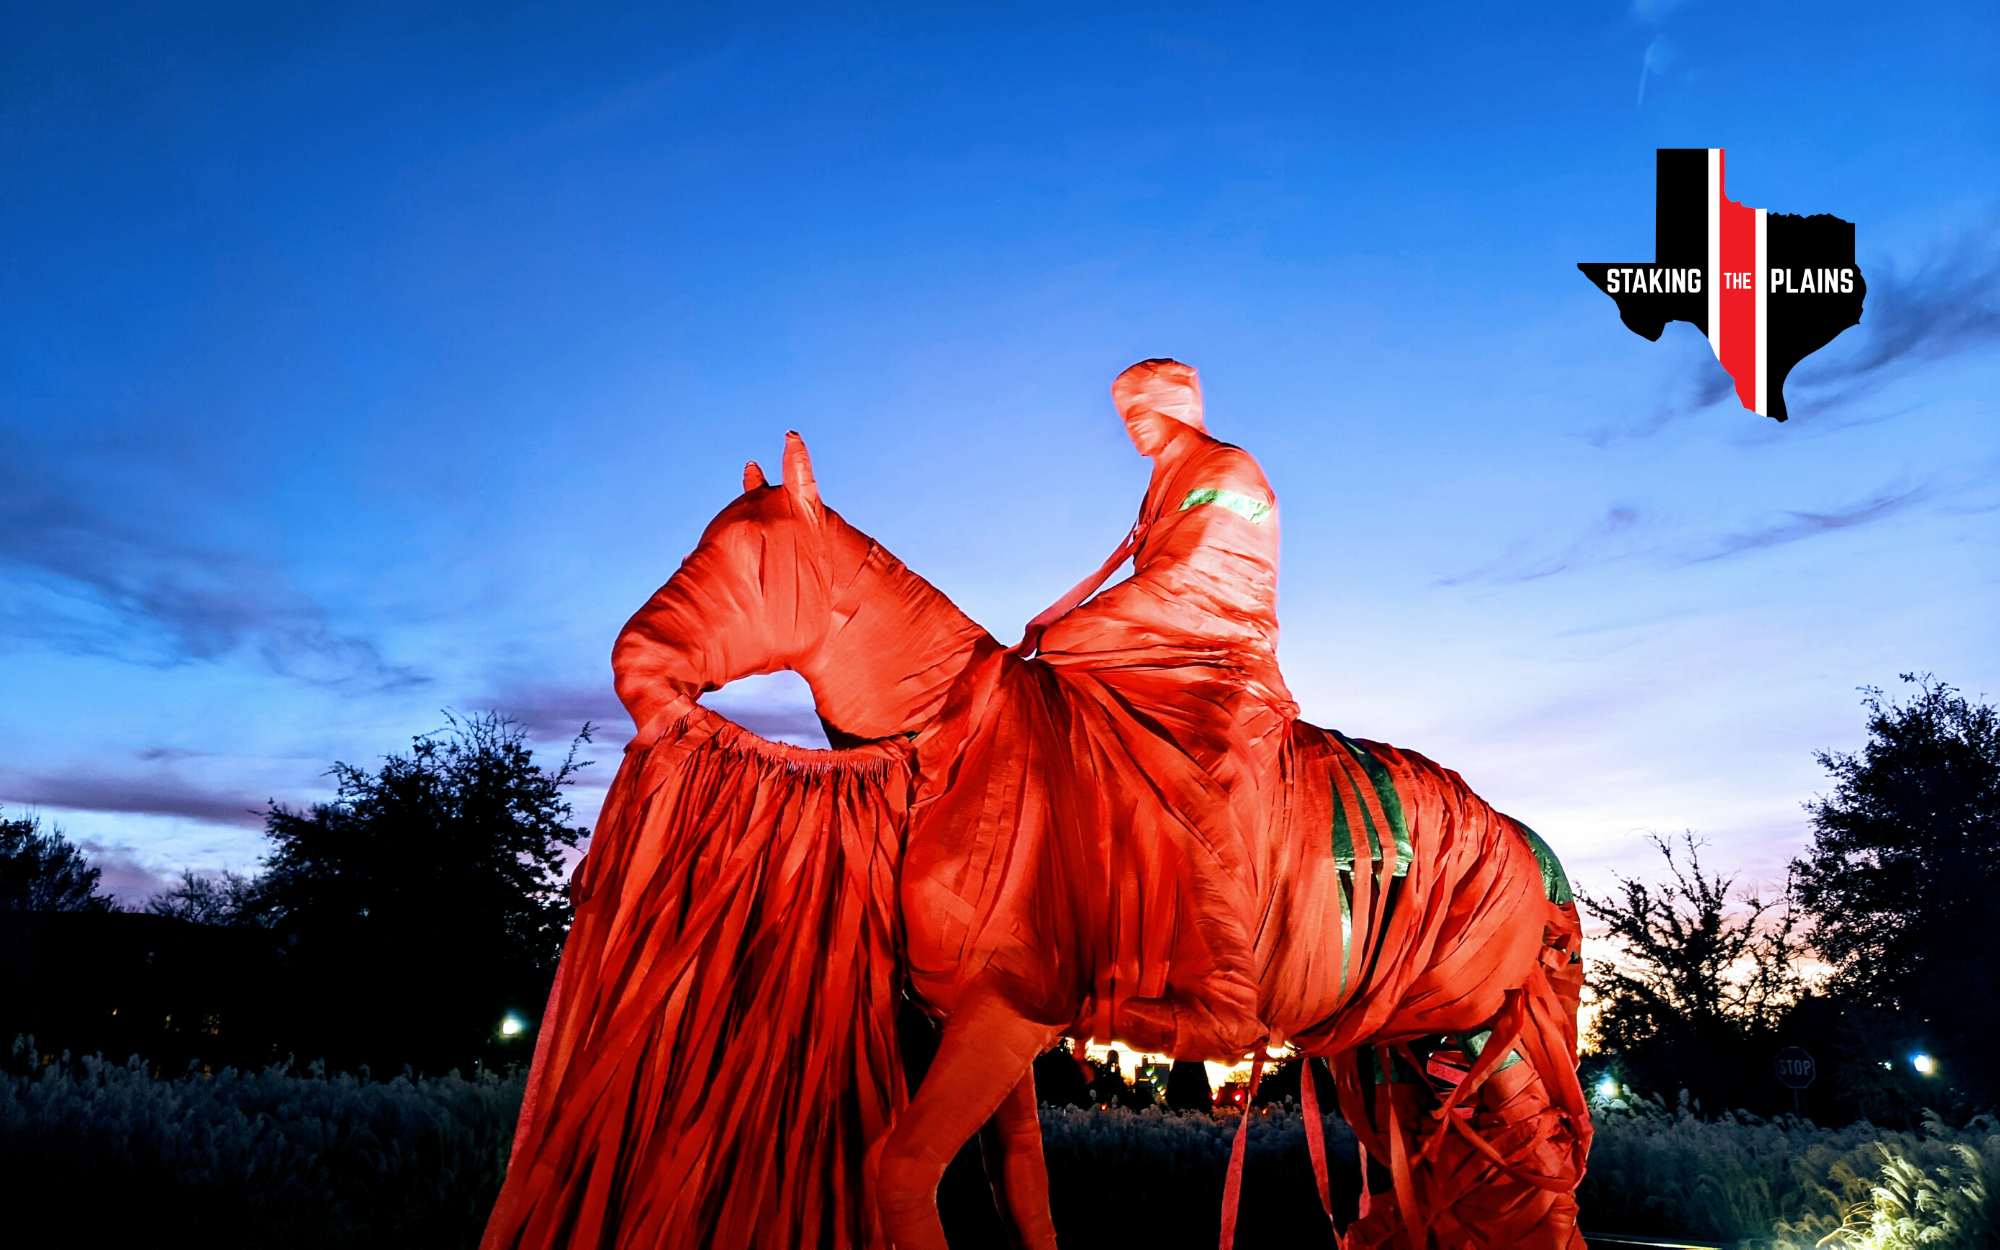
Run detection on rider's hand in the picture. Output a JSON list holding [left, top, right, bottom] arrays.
[[1013, 624, 1046, 657]]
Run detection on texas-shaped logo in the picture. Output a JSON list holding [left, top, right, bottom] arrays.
[[1579, 149, 1866, 421]]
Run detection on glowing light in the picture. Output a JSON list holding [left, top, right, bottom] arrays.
[[1912, 1053, 1935, 1075], [1597, 1077, 1618, 1098], [500, 1014, 526, 1037]]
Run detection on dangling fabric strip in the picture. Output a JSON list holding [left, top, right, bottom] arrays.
[[1069, 1038, 1095, 1085], [1299, 1054, 1342, 1243], [1418, 990, 1526, 1165], [1217, 1051, 1269, 1250], [1382, 1044, 1427, 1249], [1329, 1051, 1375, 1225], [505, 955, 566, 1177]]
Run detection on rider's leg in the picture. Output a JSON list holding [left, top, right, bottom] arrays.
[[977, 1068, 1059, 1250], [876, 991, 1057, 1250]]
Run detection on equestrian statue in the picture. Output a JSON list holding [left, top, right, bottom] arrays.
[[480, 360, 1591, 1250]]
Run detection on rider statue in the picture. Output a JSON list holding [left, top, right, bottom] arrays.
[[1030, 357, 1298, 839], [1033, 357, 1292, 711], [904, 356, 1304, 1062]]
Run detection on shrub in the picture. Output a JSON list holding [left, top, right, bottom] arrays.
[[1035, 1102, 1357, 1246], [0, 1042, 523, 1250], [14, 1043, 1998, 1249], [1581, 1094, 2000, 1248]]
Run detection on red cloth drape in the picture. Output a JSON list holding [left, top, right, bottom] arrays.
[[481, 707, 910, 1250]]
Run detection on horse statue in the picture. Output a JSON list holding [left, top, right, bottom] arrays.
[[481, 433, 1591, 1250]]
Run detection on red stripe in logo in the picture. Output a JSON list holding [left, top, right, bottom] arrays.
[[1716, 151, 1760, 414]]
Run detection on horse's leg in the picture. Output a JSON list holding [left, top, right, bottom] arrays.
[[1429, 998, 1588, 1248], [1329, 1047, 1424, 1250], [877, 993, 1056, 1250], [977, 1069, 1058, 1249], [1445, 1056, 1585, 1248]]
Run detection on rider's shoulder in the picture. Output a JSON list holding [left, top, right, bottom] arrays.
[[1185, 438, 1273, 494]]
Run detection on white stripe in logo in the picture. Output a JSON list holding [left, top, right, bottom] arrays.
[[1707, 148, 1723, 361]]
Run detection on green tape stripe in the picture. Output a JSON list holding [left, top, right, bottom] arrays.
[[1330, 775, 1357, 1002], [1177, 487, 1272, 525], [1329, 747, 1403, 1002], [1331, 753, 1385, 870], [1513, 819, 1573, 905], [1333, 733, 1412, 878], [1367, 1046, 1429, 1086], [1457, 1028, 1525, 1073], [1335, 862, 1353, 1003]]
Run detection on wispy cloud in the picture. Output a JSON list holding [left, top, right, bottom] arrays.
[[488, 672, 832, 748], [1438, 507, 1645, 586], [75, 837, 182, 906], [0, 440, 423, 689], [1444, 482, 1928, 587], [0, 765, 270, 827], [1630, 0, 1690, 22], [1687, 486, 1927, 562], [1636, 37, 1674, 108], [701, 671, 831, 748], [1585, 337, 1738, 447], [483, 680, 630, 741], [702, 701, 829, 745], [1786, 219, 2000, 410]]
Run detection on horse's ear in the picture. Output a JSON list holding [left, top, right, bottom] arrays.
[[743, 460, 767, 491], [782, 431, 821, 523]]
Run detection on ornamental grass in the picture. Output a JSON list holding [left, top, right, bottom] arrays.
[[6, 1042, 1997, 1249]]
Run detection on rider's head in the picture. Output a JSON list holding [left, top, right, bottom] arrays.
[[1113, 358, 1206, 456]]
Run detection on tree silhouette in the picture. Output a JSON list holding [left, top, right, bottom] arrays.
[[256, 712, 591, 1072], [146, 869, 259, 925], [1791, 675, 2000, 1107], [0, 810, 113, 913], [1580, 832, 1800, 1109]]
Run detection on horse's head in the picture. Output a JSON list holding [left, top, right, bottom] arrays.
[[613, 433, 988, 746]]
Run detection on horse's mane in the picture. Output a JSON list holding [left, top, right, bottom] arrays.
[[493, 690, 912, 1250], [671, 700, 912, 778]]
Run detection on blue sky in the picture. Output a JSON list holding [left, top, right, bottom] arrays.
[[3, 1, 1996, 904]]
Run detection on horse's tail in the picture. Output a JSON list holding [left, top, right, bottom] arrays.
[[482, 706, 911, 1250]]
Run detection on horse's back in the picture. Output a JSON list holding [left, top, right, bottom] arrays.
[[1268, 719, 1559, 1049]]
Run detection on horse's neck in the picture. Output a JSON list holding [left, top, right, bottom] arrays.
[[803, 535, 992, 744]]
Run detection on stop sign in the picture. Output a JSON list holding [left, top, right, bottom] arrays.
[[1775, 1046, 1816, 1090]]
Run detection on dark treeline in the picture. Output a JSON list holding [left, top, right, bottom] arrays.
[[1, 712, 591, 1077], [6, 675, 1997, 1132], [1582, 674, 2000, 1126]]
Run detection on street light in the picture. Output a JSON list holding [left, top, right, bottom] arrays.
[[1911, 1053, 1936, 1076], [1597, 1076, 1619, 1098], [500, 1013, 527, 1038]]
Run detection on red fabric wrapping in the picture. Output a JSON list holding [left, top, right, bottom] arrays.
[[481, 707, 910, 1250], [482, 417, 1592, 1250], [1012, 524, 1141, 657]]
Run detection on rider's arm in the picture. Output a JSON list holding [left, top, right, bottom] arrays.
[[1040, 444, 1280, 654]]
